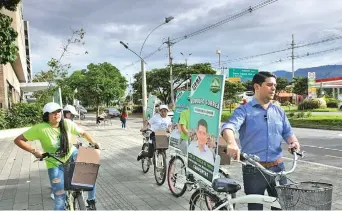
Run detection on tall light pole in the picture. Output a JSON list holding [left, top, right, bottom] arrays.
[[180, 52, 192, 90], [121, 16, 174, 125], [216, 49, 221, 73]]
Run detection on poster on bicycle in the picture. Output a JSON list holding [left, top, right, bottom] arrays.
[[145, 95, 156, 120], [169, 90, 190, 149], [187, 74, 225, 184]]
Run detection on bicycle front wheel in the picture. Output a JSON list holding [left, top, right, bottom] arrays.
[[167, 155, 187, 197], [154, 150, 167, 186], [141, 143, 150, 173], [72, 192, 87, 210]]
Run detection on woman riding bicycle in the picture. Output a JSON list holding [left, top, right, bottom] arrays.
[[137, 105, 172, 161], [13, 102, 100, 210]]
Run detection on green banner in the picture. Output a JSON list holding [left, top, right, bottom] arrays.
[[187, 74, 225, 183], [169, 91, 190, 152], [145, 95, 156, 120], [173, 91, 190, 124]]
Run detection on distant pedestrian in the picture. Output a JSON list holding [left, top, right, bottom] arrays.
[[121, 106, 128, 129]]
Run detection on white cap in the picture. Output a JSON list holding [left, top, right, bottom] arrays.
[[43, 102, 62, 114], [159, 105, 169, 111], [63, 105, 78, 115]]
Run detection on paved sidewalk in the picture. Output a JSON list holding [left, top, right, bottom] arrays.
[[0, 118, 341, 210]]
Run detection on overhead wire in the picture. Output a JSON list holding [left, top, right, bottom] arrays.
[[123, 0, 279, 69]]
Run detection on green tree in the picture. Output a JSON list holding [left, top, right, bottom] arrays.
[[0, 13, 18, 64], [242, 80, 253, 91], [32, 28, 86, 104], [0, 0, 21, 64], [0, 0, 21, 11], [292, 77, 308, 96], [276, 77, 289, 93], [132, 63, 216, 104], [80, 62, 127, 117], [224, 81, 246, 112]]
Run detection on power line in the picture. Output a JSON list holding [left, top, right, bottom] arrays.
[[171, 0, 279, 44], [212, 35, 342, 66], [123, 0, 278, 69]]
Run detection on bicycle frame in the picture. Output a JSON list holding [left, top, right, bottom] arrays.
[[192, 150, 304, 210]]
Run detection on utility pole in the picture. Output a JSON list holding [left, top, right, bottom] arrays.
[[166, 37, 175, 108], [141, 60, 147, 119], [291, 34, 295, 80]]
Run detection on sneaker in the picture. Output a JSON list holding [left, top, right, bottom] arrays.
[[137, 151, 143, 161], [86, 199, 96, 210], [50, 192, 54, 200]]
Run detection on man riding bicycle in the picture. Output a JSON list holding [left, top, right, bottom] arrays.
[[221, 71, 301, 210], [14, 102, 100, 210], [137, 105, 172, 161]]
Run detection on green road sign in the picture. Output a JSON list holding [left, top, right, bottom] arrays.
[[228, 68, 258, 79]]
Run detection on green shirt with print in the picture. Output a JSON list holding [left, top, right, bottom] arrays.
[[23, 119, 83, 169], [179, 109, 190, 140]]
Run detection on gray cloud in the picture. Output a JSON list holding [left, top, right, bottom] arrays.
[[23, 0, 342, 80]]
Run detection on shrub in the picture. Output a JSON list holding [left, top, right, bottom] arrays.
[[281, 101, 291, 106], [287, 112, 295, 118], [0, 109, 8, 130], [305, 111, 312, 118], [298, 98, 327, 110], [326, 98, 338, 108], [5, 103, 43, 128]]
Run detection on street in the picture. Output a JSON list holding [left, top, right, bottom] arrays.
[[0, 116, 341, 210]]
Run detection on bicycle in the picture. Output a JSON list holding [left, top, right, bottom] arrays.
[[167, 145, 235, 199], [140, 128, 168, 186], [37, 151, 100, 210], [188, 149, 334, 210]]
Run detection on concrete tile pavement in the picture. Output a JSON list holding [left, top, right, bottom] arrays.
[[0, 117, 341, 210]]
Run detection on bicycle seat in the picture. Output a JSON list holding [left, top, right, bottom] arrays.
[[212, 178, 241, 194]]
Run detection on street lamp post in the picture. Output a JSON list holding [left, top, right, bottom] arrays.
[[216, 49, 221, 73], [120, 16, 174, 125]]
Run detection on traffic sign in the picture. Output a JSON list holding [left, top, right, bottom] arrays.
[[227, 77, 241, 82], [228, 68, 258, 79]]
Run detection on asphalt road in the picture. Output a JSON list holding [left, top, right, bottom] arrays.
[[281, 128, 342, 168], [310, 111, 342, 116]]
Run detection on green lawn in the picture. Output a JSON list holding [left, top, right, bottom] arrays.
[[281, 105, 340, 112]]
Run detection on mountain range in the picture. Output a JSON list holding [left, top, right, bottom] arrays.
[[273, 65, 342, 81]]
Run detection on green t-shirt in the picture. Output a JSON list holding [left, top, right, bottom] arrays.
[[23, 119, 83, 169], [179, 109, 190, 140]]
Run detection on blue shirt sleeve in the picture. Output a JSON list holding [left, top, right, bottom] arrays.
[[281, 109, 293, 143], [221, 106, 246, 135]]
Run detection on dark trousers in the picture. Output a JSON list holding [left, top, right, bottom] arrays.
[[121, 118, 126, 128], [242, 162, 287, 210], [142, 132, 155, 158]]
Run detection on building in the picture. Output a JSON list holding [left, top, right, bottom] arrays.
[[0, 2, 30, 109]]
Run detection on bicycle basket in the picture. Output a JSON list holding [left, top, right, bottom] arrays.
[[64, 162, 100, 191], [275, 181, 333, 210]]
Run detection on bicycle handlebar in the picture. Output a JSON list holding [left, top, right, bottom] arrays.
[[38, 152, 65, 164], [239, 148, 305, 177]]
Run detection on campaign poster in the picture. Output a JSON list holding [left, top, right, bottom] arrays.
[[145, 95, 156, 120], [187, 74, 225, 183], [169, 91, 190, 150]]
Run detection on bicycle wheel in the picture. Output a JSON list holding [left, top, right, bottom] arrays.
[[141, 143, 150, 173], [167, 155, 187, 197], [154, 150, 167, 186], [72, 192, 87, 210], [189, 188, 225, 210]]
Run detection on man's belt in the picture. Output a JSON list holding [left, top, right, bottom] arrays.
[[258, 158, 283, 168]]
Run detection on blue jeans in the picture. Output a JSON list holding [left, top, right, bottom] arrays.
[[48, 149, 96, 210], [121, 118, 126, 128], [242, 162, 287, 210]]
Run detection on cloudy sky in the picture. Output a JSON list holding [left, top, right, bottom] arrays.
[[23, 0, 342, 82]]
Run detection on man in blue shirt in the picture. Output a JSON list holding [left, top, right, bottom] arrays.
[[221, 71, 300, 210]]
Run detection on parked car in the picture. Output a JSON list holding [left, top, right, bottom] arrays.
[[238, 91, 254, 105], [106, 108, 121, 118]]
